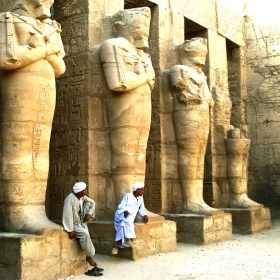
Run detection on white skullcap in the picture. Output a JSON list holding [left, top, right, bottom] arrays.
[[132, 182, 145, 191], [73, 182, 87, 194]]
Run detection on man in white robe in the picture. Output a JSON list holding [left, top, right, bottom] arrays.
[[62, 182, 104, 276], [112, 182, 148, 254]]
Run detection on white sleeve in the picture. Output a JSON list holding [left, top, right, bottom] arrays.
[[62, 194, 74, 232], [137, 197, 147, 217], [83, 196, 96, 216]]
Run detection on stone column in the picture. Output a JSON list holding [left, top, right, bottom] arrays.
[[49, 0, 123, 221], [205, 29, 233, 208]]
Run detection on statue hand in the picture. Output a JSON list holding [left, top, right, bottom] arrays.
[[45, 41, 64, 56], [133, 62, 146, 75], [27, 34, 45, 49]]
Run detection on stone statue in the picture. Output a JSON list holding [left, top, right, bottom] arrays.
[[0, 0, 65, 234], [169, 38, 221, 215], [100, 7, 155, 203], [226, 128, 260, 208]]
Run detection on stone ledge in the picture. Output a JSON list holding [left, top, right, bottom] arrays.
[[162, 213, 232, 245], [220, 206, 271, 234], [88, 219, 177, 260], [0, 230, 87, 280]]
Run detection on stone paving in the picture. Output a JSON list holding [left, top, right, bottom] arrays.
[[61, 219, 280, 280]]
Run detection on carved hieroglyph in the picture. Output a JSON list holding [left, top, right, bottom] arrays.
[[100, 7, 155, 203], [226, 128, 261, 209], [0, 0, 65, 234], [169, 38, 222, 215]]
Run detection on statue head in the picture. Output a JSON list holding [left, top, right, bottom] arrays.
[[178, 37, 208, 68], [13, 0, 54, 19], [112, 7, 151, 49]]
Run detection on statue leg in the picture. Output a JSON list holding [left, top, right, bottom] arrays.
[[107, 90, 150, 205], [178, 139, 222, 215], [1, 74, 61, 234], [226, 138, 260, 209], [173, 108, 222, 215]]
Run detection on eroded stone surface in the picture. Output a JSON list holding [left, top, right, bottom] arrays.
[[100, 7, 155, 204], [0, 0, 65, 234]]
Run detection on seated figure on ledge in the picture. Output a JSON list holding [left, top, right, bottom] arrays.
[[111, 182, 148, 255], [0, 0, 65, 234], [99, 7, 155, 204], [169, 38, 222, 216]]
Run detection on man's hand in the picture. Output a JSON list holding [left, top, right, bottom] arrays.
[[68, 231, 76, 239], [143, 215, 148, 224], [83, 214, 91, 223], [124, 210, 130, 218]]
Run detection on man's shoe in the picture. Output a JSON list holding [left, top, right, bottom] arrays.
[[111, 247, 118, 254], [124, 239, 134, 247]]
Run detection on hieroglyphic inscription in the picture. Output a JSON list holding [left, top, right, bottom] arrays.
[[33, 125, 42, 161], [49, 185, 71, 205], [38, 87, 49, 122], [145, 145, 155, 179], [144, 181, 161, 212], [49, 1, 89, 219]]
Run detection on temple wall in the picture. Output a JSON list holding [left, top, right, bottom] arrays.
[[245, 0, 280, 216], [47, 0, 246, 219], [0, 0, 252, 220]]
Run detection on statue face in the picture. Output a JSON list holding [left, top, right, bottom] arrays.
[[129, 15, 150, 41], [181, 54, 206, 68], [42, 0, 54, 8], [27, 0, 53, 8]]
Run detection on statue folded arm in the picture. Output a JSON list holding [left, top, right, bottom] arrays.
[[169, 64, 203, 105], [0, 12, 65, 77], [100, 39, 150, 92]]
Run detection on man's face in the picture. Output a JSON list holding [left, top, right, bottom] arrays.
[[135, 187, 145, 197], [79, 189, 87, 197]]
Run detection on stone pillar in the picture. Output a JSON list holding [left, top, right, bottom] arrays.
[[205, 29, 233, 208], [145, 5, 184, 214], [49, 0, 123, 221]]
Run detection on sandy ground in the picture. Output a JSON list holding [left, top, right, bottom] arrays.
[[60, 219, 280, 280]]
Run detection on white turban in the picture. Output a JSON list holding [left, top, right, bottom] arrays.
[[73, 182, 87, 194], [132, 182, 144, 191]]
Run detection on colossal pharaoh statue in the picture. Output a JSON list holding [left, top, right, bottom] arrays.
[[100, 7, 155, 203], [226, 128, 260, 209], [169, 38, 221, 215], [0, 0, 65, 233]]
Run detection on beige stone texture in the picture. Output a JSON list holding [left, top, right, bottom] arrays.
[[99, 7, 155, 204], [222, 206, 271, 234], [163, 213, 232, 244], [0, 0, 65, 234], [89, 218, 177, 260], [0, 0, 276, 275], [0, 231, 87, 280], [216, 1, 245, 47]]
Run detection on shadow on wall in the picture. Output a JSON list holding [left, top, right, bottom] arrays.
[[248, 167, 280, 218]]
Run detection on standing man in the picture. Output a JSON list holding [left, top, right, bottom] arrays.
[[62, 182, 104, 276], [112, 182, 148, 254]]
